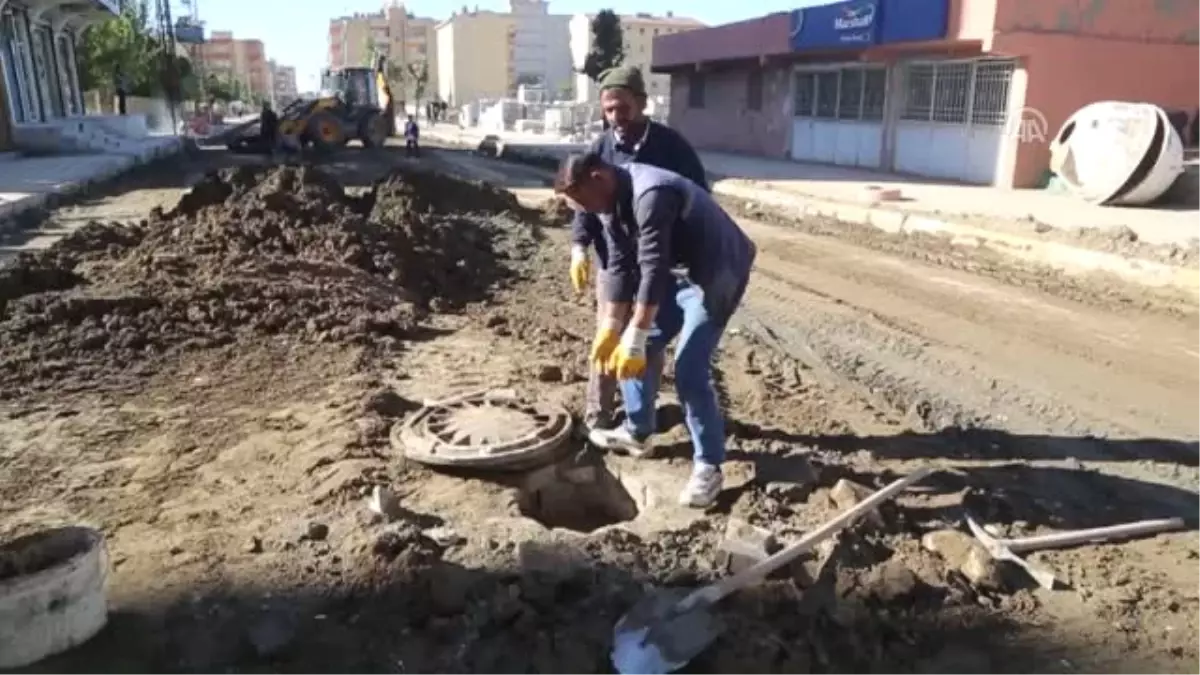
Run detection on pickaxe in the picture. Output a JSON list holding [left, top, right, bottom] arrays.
[[965, 515, 1186, 589]]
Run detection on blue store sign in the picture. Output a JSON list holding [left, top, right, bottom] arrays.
[[790, 0, 948, 51], [790, 0, 879, 50]]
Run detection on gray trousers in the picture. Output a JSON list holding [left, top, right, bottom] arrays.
[[584, 264, 665, 427]]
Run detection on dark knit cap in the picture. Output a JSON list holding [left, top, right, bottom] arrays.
[[599, 65, 647, 97]]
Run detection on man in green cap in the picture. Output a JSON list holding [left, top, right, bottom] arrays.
[[570, 64, 709, 435]]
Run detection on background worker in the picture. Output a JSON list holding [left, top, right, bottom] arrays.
[[569, 65, 709, 433], [556, 152, 756, 508]]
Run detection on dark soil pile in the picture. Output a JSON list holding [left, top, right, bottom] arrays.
[[0, 165, 539, 399]]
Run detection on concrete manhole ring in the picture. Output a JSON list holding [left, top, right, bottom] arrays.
[[392, 389, 572, 470]]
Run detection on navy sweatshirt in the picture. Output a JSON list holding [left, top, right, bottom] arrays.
[[570, 121, 708, 268]]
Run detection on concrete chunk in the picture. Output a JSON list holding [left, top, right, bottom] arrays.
[[829, 478, 885, 528], [717, 518, 780, 574], [921, 529, 1004, 590]]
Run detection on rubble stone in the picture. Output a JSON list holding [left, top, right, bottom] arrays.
[[717, 517, 780, 574]]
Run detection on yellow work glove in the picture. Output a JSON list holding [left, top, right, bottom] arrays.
[[589, 318, 623, 372], [569, 245, 591, 295], [606, 326, 650, 380]]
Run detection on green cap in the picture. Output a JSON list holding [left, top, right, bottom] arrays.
[[598, 65, 647, 97]]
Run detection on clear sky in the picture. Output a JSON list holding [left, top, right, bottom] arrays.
[[183, 0, 833, 91]]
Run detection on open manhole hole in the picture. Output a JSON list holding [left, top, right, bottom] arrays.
[[518, 457, 639, 533], [392, 389, 573, 471]]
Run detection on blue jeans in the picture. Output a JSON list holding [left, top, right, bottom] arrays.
[[619, 268, 749, 467]]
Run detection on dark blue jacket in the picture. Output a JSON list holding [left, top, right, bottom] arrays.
[[570, 121, 707, 268], [600, 163, 755, 311]]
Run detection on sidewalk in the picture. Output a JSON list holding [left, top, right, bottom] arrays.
[[423, 123, 1199, 295], [0, 137, 183, 233]]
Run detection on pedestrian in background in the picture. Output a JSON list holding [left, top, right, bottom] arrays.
[[115, 68, 129, 115]]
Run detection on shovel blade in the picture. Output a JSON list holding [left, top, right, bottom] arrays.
[[611, 588, 722, 675]]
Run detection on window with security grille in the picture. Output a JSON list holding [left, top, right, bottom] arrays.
[[793, 72, 815, 117], [971, 60, 1016, 125], [902, 60, 1016, 126], [931, 62, 970, 123], [901, 63, 935, 121]]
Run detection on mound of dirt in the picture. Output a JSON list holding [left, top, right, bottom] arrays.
[[0, 165, 538, 399]]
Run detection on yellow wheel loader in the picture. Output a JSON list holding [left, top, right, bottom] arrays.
[[227, 57, 395, 154]]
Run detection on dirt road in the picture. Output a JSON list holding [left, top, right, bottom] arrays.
[[1, 143, 1196, 673]]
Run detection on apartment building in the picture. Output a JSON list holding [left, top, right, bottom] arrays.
[[569, 12, 704, 102], [508, 0, 572, 95], [436, 10, 516, 105], [327, 1, 438, 102], [267, 60, 298, 107], [196, 30, 269, 99]]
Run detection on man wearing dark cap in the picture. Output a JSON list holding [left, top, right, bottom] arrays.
[[571, 64, 709, 434], [556, 152, 756, 508]]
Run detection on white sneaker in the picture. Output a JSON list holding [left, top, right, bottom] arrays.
[[588, 425, 653, 458], [679, 464, 723, 508]]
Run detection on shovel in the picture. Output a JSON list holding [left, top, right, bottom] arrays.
[[611, 467, 934, 675]]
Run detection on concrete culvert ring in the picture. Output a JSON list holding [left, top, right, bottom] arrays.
[[393, 389, 572, 470], [0, 526, 109, 668]]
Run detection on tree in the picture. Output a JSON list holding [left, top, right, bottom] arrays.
[[77, 1, 157, 94], [406, 60, 429, 105], [77, 1, 198, 102], [580, 10, 624, 82]]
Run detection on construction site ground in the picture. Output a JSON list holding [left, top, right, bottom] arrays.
[[0, 139, 1196, 673]]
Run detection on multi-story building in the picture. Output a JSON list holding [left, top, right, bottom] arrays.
[[569, 12, 704, 103], [267, 60, 298, 107], [435, 9, 516, 106], [196, 30, 269, 100], [508, 0, 572, 96], [327, 1, 438, 104]]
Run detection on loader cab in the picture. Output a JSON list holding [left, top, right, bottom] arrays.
[[321, 67, 377, 109]]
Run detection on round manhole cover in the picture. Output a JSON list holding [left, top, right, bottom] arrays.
[[393, 389, 572, 470]]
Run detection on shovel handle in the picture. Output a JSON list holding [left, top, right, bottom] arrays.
[[678, 467, 934, 611], [1005, 517, 1186, 554]]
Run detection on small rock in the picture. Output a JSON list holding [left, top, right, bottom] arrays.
[[485, 314, 508, 328], [535, 364, 564, 382], [246, 537, 264, 554], [922, 529, 1004, 589], [423, 526, 465, 547], [169, 545, 184, 555], [863, 558, 920, 601], [717, 518, 780, 574], [367, 485, 404, 521], [830, 478, 885, 528], [305, 522, 330, 542]]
